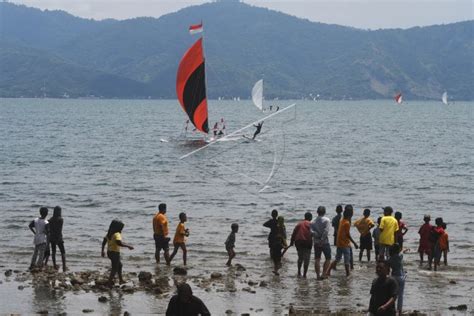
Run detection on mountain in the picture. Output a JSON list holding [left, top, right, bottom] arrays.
[[0, 2, 472, 100]]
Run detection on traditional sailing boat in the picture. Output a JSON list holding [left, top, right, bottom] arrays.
[[442, 91, 448, 105], [394, 92, 403, 104]]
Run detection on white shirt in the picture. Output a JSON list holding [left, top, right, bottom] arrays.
[[33, 218, 48, 245]]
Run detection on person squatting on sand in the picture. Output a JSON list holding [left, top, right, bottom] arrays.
[[324, 205, 358, 278], [310, 206, 332, 280], [49, 206, 67, 272], [369, 261, 398, 316], [29, 207, 49, 270], [101, 220, 134, 285], [290, 212, 313, 278], [378, 206, 399, 261], [225, 223, 238, 266], [169, 212, 189, 266], [153, 203, 171, 265], [354, 208, 375, 262], [263, 209, 279, 258], [166, 282, 210, 316]]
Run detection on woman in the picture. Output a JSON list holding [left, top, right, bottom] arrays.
[[271, 216, 288, 275], [101, 220, 134, 285]]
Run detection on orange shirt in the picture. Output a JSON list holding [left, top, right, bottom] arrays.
[[173, 222, 186, 244], [439, 232, 449, 251], [354, 217, 374, 236], [336, 218, 351, 248], [153, 213, 168, 236]]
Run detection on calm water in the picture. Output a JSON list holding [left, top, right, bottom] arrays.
[[0, 98, 473, 314]]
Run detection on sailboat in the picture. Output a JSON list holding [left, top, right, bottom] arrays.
[[394, 92, 403, 104], [252, 79, 264, 111], [442, 91, 448, 105]]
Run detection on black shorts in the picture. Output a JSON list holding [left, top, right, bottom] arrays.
[[154, 234, 170, 251], [360, 234, 373, 250]]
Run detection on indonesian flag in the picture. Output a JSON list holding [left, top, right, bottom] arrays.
[[189, 22, 203, 35]]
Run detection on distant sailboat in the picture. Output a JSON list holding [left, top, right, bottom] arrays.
[[442, 91, 448, 105], [394, 92, 403, 104], [252, 79, 264, 111]]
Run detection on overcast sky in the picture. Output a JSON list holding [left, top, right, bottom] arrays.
[[10, 0, 473, 29]]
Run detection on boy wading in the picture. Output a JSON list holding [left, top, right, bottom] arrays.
[[29, 207, 49, 270]]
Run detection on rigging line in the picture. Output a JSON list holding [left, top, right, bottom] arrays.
[[180, 103, 296, 159], [205, 131, 274, 161], [209, 158, 294, 200]]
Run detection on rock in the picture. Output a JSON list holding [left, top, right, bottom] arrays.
[[94, 279, 109, 287], [82, 309, 94, 313], [235, 264, 246, 271], [449, 305, 467, 311], [259, 281, 268, 287], [173, 267, 187, 275], [4, 269, 13, 277], [138, 271, 153, 282], [38, 311, 48, 315], [70, 277, 85, 285], [18, 285, 25, 290], [13, 270, 21, 274], [289, 305, 295, 315], [241, 314, 250, 316], [225, 310, 233, 314], [98, 296, 108, 303], [247, 280, 258, 286], [153, 287, 163, 295], [449, 280, 457, 284], [121, 285, 135, 294], [210, 272, 222, 279], [123, 312, 130, 316]]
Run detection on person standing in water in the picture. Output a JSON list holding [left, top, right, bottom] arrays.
[[101, 220, 134, 285], [331, 205, 343, 246], [49, 206, 67, 271], [263, 209, 279, 258], [290, 212, 313, 278], [271, 216, 288, 275], [153, 203, 171, 265], [417, 215, 433, 268], [169, 212, 189, 266], [252, 121, 263, 140], [29, 207, 49, 270], [354, 208, 375, 262], [225, 223, 239, 266], [310, 206, 332, 279], [379, 207, 399, 261]]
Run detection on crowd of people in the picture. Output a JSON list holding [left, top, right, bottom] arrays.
[[27, 203, 450, 316]]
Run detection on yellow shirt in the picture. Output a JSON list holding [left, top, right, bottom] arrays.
[[379, 216, 399, 245], [354, 217, 374, 236], [107, 232, 122, 252], [153, 213, 168, 236], [173, 222, 186, 244], [336, 219, 351, 248]]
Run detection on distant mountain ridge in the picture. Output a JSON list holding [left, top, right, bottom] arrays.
[[0, 2, 472, 100]]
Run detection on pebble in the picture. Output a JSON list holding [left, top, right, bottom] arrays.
[[98, 296, 108, 303], [173, 267, 187, 275], [82, 309, 94, 313], [124, 312, 130, 316], [18, 285, 24, 290], [449, 280, 456, 284], [138, 271, 153, 282], [448, 304, 467, 311], [210, 272, 222, 279], [5, 269, 13, 277], [225, 310, 233, 314]]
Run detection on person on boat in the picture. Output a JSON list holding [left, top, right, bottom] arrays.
[[252, 121, 264, 140], [218, 118, 226, 136], [153, 203, 171, 265], [212, 122, 219, 137]]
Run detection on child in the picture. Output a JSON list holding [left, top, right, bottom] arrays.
[[225, 223, 238, 266], [271, 216, 288, 275], [101, 220, 134, 285], [169, 212, 190, 265], [372, 217, 382, 259], [389, 243, 406, 316], [439, 223, 449, 266], [49, 206, 67, 271], [354, 208, 375, 262], [418, 215, 433, 268], [29, 207, 49, 270], [432, 217, 445, 271], [395, 212, 408, 249]]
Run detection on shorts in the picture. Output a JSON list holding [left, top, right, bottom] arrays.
[[296, 247, 311, 265], [314, 243, 331, 260], [154, 234, 170, 251], [335, 247, 351, 265], [379, 244, 391, 258], [360, 234, 373, 250]]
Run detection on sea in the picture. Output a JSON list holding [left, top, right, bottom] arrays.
[[0, 98, 472, 314]]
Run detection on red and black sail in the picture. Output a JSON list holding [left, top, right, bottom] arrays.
[[176, 38, 209, 134]]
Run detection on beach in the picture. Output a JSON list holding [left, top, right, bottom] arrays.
[[0, 98, 473, 314]]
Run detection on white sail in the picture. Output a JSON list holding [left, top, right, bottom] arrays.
[[252, 79, 264, 111], [442, 91, 448, 105]]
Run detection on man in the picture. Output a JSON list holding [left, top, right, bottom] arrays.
[[166, 283, 210, 316], [354, 208, 375, 262], [29, 207, 49, 270], [252, 121, 263, 140], [331, 205, 343, 246], [369, 261, 398, 316], [153, 203, 170, 265], [310, 206, 331, 279], [263, 209, 279, 258], [290, 212, 313, 278], [379, 207, 399, 260], [324, 205, 358, 278]]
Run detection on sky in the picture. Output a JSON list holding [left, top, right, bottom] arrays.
[[9, 0, 473, 29]]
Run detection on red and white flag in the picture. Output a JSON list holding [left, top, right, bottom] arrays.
[[189, 22, 203, 35]]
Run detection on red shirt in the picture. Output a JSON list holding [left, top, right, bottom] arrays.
[[291, 220, 312, 246]]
